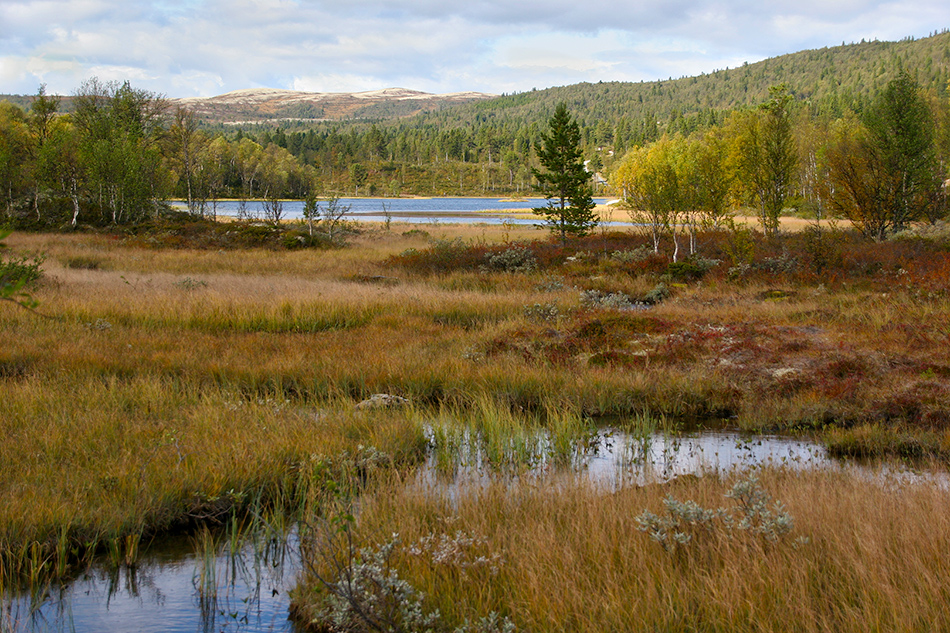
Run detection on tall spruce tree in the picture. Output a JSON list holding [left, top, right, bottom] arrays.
[[864, 69, 938, 232], [532, 103, 597, 243], [758, 84, 798, 237]]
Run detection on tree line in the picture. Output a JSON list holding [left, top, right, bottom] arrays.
[[612, 70, 949, 253], [0, 61, 948, 236], [0, 79, 320, 227]]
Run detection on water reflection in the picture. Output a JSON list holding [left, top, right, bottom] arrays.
[[171, 197, 619, 226], [2, 530, 301, 633], [3, 425, 943, 632], [419, 426, 833, 492], [601, 428, 831, 487]]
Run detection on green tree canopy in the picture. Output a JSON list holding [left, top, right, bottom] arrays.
[[827, 71, 941, 239], [864, 69, 938, 230], [532, 103, 597, 243]]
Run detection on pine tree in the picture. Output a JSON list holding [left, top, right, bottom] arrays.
[[532, 103, 597, 243]]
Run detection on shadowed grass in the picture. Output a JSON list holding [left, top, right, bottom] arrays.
[[0, 375, 427, 580]]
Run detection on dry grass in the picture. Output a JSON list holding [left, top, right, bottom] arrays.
[[295, 467, 950, 633], [3, 224, 950, 586]]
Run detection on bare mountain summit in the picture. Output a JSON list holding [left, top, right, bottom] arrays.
[[174, 87, 495, 124]]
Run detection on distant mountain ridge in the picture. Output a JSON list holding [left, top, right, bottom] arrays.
[[173, 87, 496, 124], [177, 31, 950, 134], [2, 30, 948, 132]]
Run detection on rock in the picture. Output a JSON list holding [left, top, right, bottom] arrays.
[[771, 367, 800, 379], [356, 394, 411, 410]]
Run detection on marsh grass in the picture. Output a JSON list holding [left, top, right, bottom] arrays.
[[4, 225, 950, 589], [295, 468, 950, 633], [823, 424, 950, 460], [423, 398, 597, 475], [0, 375, 427, 583], [186, 503, 301, 631]]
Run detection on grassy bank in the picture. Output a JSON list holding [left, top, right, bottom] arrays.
[[0, 377, 427, 580], [2, 220, 950, 584]]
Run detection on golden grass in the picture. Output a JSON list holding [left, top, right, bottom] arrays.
[[3, 225, 950, 586], [295, 467, 950, 632], [0, 372, 427, 575]]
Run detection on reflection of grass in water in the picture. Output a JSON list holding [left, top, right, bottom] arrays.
[[191, 526, 219, 622], [470, 397, 539, 472], [106, 533, 141, 569], [619, 410, 678, 435], [426, 398, 598, 474], [614, 411, 683, 481], [189, 501, 298, 631], [428, 425, 466, 477]]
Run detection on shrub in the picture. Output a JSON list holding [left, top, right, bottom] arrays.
[[609, 246, 654, 264], [636, 474, 795, 555], [523, 303, 560, 323], [0, 229, 44, 310], [307, 532, 441, 633], [757, 252, 798, 274], [302, 502, 515, 633], [665, 257, 720, 282], [799, 223, 844, 275], [390, 238, 490, 274], [0, 252, 44, 287], [481, 246, 538, 274], [641, 283, 671, 305], [173, 277, 208, 291], [534, 276, 565, 292], [579, 289, 636, 310]]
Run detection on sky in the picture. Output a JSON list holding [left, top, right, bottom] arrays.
[[1, 0, 948, 98]]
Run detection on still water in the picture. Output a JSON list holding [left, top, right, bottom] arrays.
[[2, 530, 302, 633], [173, 197, 617, 225], [3, 426, 934, 633]]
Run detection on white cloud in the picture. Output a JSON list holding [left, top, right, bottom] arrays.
[[292, 73, 390, 94], [0, 0, 947, 97]]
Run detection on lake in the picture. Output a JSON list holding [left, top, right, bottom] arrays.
[[173, 198, 618, 225]]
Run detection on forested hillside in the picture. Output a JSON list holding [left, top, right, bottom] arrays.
[[241, 31, 950, 195], [435, 30, 950, 132]]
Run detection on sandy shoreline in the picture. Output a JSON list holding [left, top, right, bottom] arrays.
[[506, 203, 846, 232]]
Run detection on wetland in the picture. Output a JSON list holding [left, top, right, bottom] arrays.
[[3, 216, 950, 631]]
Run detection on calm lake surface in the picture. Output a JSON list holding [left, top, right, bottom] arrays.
[[173, 197, 617, 225], [4, 426, 939, 633]]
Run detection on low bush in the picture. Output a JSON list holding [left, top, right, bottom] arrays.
[[0, 229, 44, 309], [636, 474, 796, 556], [665, 257, 719, 282], [0, 252, 44, 287], [481, 246, 538, 274]]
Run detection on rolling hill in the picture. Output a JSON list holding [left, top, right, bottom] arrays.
[[174, 87, 496, 124]]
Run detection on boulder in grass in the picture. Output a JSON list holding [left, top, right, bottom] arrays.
[[771, 367, 800, 379], [356, 394, 411, 410]]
